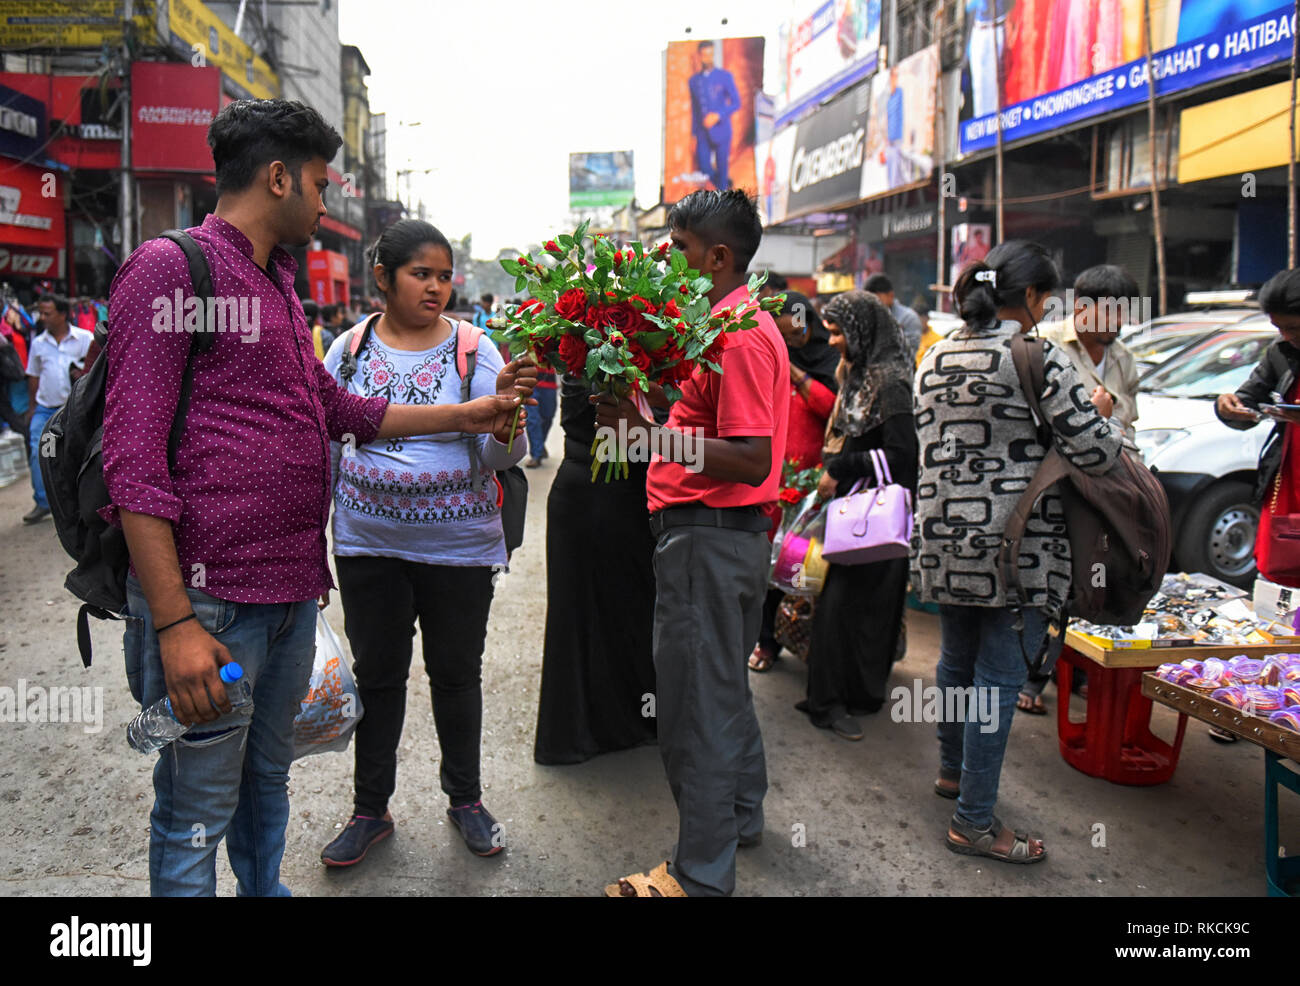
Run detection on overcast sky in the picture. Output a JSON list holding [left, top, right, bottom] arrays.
[[339, 0, 799, 258]]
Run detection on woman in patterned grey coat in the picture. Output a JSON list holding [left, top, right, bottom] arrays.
[[913, 240, 1123, 864]]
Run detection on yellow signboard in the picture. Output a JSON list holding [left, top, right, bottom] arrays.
[[0, 0, 156, 49], [1179, 80, 1300, 185], [166, 0, 278, 101]]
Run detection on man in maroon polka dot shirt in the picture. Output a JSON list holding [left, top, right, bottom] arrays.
[[103, 99, 531, 896]]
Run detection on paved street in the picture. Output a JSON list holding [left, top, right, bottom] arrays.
[[0, 428, 1291, 897]]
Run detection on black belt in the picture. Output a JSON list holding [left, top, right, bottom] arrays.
[[649, 504, 771, 537]]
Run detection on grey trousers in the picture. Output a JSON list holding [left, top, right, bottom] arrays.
[[652, 524, 770, 897]]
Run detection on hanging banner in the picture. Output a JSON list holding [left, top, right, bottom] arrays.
[[861, 44, 939, 200], [663, 36, 765, 203], [776, 0, 882, 129], [165, 0, 279, 101], [959, 0, 1294, 155]]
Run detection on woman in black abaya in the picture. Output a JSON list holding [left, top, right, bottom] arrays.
[[798, 291, 918, 741], [533, 376, 658, 764]]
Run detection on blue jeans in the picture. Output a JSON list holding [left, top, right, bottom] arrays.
[[936, 604, 1048, 830], [28, 403, 54, 508], [526, 387, 556, 459], [125, 575, 316, 897]]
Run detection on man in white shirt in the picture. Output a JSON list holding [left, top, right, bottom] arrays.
[[1039, 265, 1142, 448], [24, 294, 92, 523]]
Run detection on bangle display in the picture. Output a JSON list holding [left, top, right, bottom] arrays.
[[155, 612, 198, 635]]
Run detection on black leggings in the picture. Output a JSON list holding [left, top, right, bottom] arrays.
[[335, 555, 495, 814]]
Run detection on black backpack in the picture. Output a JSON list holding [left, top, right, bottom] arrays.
[[40, 230, 216, 667], [338, 315, 527, 553]]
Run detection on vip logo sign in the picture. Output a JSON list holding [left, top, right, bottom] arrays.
[[0, 247, 57, 276]]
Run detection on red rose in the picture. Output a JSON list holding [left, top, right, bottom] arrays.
[[664, 299, 680, 318], [679, 284, 689, 294], [703, 332, 727, 364], [555, 288, 586, 321], [545, 240, 561, 254], [656, 242, 670, 258], [627, 343, 652, 373], [558, 334, 589, 375], [518, 298, 543, 316], [614, 250, 623, 266], [606, 302, 639, 335], [667, 359, 695, 384], [629, 295, 658, 315], [585, 304, 611, 329], [779, 487, 803, 505]]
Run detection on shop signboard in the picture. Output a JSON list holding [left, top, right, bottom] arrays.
[[569, 151, 635, 209], [783, 81, 870, 220], [0, 84, 45, 163], [775, 0, 882, 129], [959, 0, 1295, 155], [860, 45, 939, 201], [131, 62, 220, 173], [0, 161, 65, 250], [165, 0, 279, 101]]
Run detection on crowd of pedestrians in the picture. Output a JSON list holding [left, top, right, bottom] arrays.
[[21, 91, 1300, 897]]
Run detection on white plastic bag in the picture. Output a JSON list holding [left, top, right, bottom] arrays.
[[293, 610, 363, 760]]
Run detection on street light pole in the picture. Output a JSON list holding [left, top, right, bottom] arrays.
[[1289, 0, 1298, 268], [119, 0, 135, 255], [1143, 0, 1168, 316]]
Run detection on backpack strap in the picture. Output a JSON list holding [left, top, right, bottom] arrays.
[[155, 229, 215, 472], [457, 319, 487, 493], [339, 313, 381, 382]]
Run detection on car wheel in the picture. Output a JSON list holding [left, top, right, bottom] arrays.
[[1175, 480, 1259, 589]]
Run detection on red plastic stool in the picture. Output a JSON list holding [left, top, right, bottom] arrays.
[[1055, 645, 1189, 785]]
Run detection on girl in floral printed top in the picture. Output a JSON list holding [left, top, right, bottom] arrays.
[[319, 219, 536, 865]]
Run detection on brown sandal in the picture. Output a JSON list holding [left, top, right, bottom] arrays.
[[748, 644, 779, 673], [946, 814, 1047, 864], [604, 861, 688, 897]]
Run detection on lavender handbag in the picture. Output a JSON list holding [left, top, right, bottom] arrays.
[[821, 449, 913, 564]]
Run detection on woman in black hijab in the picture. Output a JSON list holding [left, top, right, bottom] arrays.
[[749, 292, 843, 672], [797, 291, 918, 739]]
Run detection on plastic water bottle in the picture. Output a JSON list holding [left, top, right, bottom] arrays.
[[126, 663, 254, 754]]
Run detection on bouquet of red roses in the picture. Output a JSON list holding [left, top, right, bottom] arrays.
[[490, 220, 784, 481]]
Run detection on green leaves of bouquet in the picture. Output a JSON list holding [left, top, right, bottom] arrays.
[[491, 219, 784, 404]]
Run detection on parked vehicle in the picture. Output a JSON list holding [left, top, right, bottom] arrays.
[[1124, 307, 1258, 374], [1135, 320, 1276, 587]]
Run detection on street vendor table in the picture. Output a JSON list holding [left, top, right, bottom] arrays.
[[1143, 674, 1300, 897], [1057, 630, 1299, 786]]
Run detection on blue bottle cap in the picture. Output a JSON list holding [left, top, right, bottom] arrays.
[[219, 663, 244, 684]]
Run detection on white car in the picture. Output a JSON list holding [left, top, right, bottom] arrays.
[[1135, 321, 1276, 587]]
